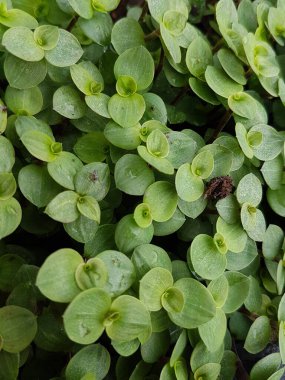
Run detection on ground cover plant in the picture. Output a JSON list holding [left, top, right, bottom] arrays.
[[0, 0, 285, 378]]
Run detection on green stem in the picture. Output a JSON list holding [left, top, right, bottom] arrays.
[[144, 28, 160, 42]]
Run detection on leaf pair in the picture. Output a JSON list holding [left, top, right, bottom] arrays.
[[139, 267, 216, 329]]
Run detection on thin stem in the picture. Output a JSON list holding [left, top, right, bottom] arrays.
[[144, 28, 160, 42], [139, 0, 148, 21], [171, 87, 189, 106], [66, 15, 79, 32], [154, 49, 164, 81], [111, 0, 129, 21], [208, 109, 232, 143]]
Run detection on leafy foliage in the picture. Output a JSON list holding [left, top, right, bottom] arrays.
[[0, 0, 285, 379]]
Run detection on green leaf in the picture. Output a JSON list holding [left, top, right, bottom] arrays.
[[244, 316, 271, 354], [66, 0, 93, 19], [249, 124, 284, 161], [250, 353, 282, 380], [85, 93, 110, 118], [189, 77, 220, 105], [73, 132, 109, 163], [0, 305, 37, 353], [65, 344, 111, 380], [164, 10, 187, 36], [105, 295, 151, 342], [222, 271, 250, 313], [141, 331, 170, 364], [0, 7, 38, 28], [243, 33, 279, 78], [2, 26, 44, 62], [95, 250, 136, 297], [142, 93, 168, 124], [0, 351, 19, 380], [4, 54, 47, 90], [74, 162, 110, 201], [70, 61, 104, 96], [108, 93, 145, 128], [229, 92, 267, 122], [45, 190, 79, 223], [205, 66, 243, 98], [147, 0, 189, 23], [262, 224, 284, 260], [236, 173, 262, 207], [131, 243, 172, 280], [77, 195, 101, 222], [214, 135, 244, 171], [0, 172, 16, 200], [53, 85, 86, 119], [64, 215, 99, 244], [115, 214, 154, 255], [112, 339, 140, 357], [21, 130, 59, 162], [198, 308, 227, 352], [0, 198, 22, 240], [175, 163, 204, 202], [104, 121, 141, 150], [160, 23, 181, 64], [166, 131, 197, 169], [153, 208, 186, 237], [143, 181, 178, 223], [216, 217, 247, 253], [63, 288, 111, 344], [134, 203, 152, 228], [208, 274, 229, 308], [191, 150, 214, 179], [244, 275, 262, 313], [216, 194, 240, 224], [5, 86, 43, 116], [78, 11, 113, 46], [198, 144, 233, 180], [34, 25, 59, 50], [217, 48, 246, 85], [15, 115, 53, 139], [0, 135, 15, 172], [45, 29, 83, 67], [261, 155, 284, 190], [114, 46, 154, 91], [146, 129, 169, 158], [194, 363, 221, 380], [18, 165, 62, 207], [267, 186, 285, 217], [47, 151, 83, 190], [137, 145, 174, 175], [114, 154, 155, 196], [36, 248, 83, 302], [0, 254, 25, 292], [139, 267, 174, 311], [169, 330, 187, 366], [167, 278, 216, 329], [75, 257, 108, 291], [235, 122, 253, 159], [190, 234, 227, 280], [111, 17, 145, 55], [0, 98, 7, 134], [241, 204, 266, 242], [186, 36, 212, 80], [190, 340, 224, 373]]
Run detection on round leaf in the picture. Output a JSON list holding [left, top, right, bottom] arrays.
[[0, 198, 22, 240], [190, 234, 227, 280], [45, 190, 79, 223], [63, 288, 112, 345], [36, 248, 83, 303], [205, 66, 243, 98], [139, 267, 174, 311], [53, 85, 86, 119], [0, 306, 37, 353], [175, 163, 204, 202], [143, 181, 178, 223], [108, 93, 146, 128]]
